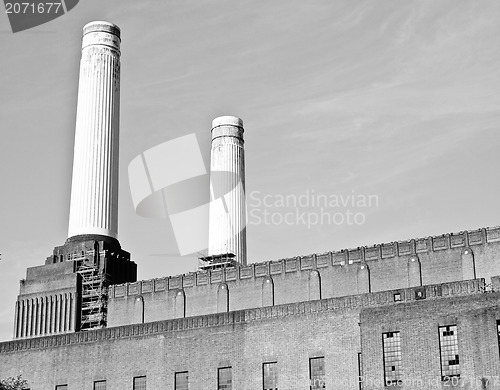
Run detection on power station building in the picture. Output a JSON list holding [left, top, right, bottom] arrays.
[[1, 21, 500, 390]]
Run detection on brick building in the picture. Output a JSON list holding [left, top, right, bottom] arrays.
[[2, 227, 500, 390], [1, 21, 500, 390]]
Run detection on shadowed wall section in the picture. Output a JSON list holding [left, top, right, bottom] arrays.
[[133, 296, 144, 324], [407, 255, 422, 287], [217, 284, 229, 313], [174, 290, 185, 318], [461, 247, 476, 280], [356, 264, 370, 294], [262, 276, 274, 307], [309, 270, 321, 300]]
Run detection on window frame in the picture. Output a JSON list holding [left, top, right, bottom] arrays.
[[438, 325, 460, 381], [217, 366, 232, 390], [93, 380, 106, 390], [309, 356, 326, 390], [132, 375, 147, 390], [262, 361, 278, 390], [382, 331, 403, 386], [174, 371, 189, 390]]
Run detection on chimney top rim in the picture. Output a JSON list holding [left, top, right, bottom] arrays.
[[212, 116, 243, 130], [83, 21, 121, 39]]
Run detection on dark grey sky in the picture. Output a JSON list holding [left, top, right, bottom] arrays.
[[1, 0, 499, 341]]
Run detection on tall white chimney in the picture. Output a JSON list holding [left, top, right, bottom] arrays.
[[208, 116, 247, 265], [68, 21, 121, 239]]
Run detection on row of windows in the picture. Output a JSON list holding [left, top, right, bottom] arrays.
[[382, 325, 460, 386], [51, 359, 326, 390], [46, 320, 500, 390]]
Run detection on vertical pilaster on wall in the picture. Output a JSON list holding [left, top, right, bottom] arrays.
[[46, 297, 51, 333], [50, 296, 55, 334], [34, 298, 40, 336], [64, 294, 69, 331], [17, 301, 22, 338], [217, 283, 229, 313], [71, 293, 78, 332], [67, 293, 72, 331], [308, 270, 321, 301], [174, 290, 186, 318], [133, 296, 144, 324], [39, 298, 44, 334], [63, 293, 69, 332], [40, 298, 45, 335], [13, 301, 19, 339], [27, 299, 33, 337], [60, 295, 65, 332], [407, 255, 422, 287], [32, 299, 36, 336], [41, 297, 47, 335], [461, 248, 475, 280], [56, 295, 62, 332], [262, 276, 274, 307], [55, 295, 61, 332], [357, 263, 370, 294], [22, 300, 27, 337], [69, 294, 73, 331], [43, 298, 48, 333]]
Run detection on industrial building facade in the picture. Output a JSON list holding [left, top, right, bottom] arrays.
[[2, 229, 500, 389], [1, 21, 500, 390]]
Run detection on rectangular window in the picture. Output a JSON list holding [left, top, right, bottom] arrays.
[[263, 362, 278, 390], [94, 380, 106, 390], [133, 376, 147, 390], [309, 357, 325, 389], [497, 320, 500, 358], [358, 353, 363, 390], [382, 332, 402, 386], [218, 367, 232, 390], [439, 325, 460, 380], [175, 371, 189, 390], [55, 386, 68, 390]]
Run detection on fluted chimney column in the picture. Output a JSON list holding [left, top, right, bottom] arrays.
[[68, 21, 121, 239], [208, 116, 247, 265]]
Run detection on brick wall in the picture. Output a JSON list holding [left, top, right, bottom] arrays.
[[360, 292, 500, 389], [0, 278, 494, 390], [108, 227, 500, 327]]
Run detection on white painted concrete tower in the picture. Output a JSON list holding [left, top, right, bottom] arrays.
[[68, 21, 121, 239], [208, 116, 247, 265]]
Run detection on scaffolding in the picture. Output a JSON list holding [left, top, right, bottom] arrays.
[[198, 253, 238, 270], [75, 251, 109, 331]]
